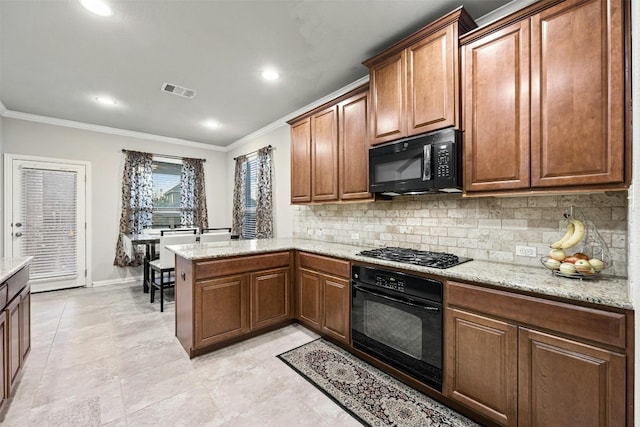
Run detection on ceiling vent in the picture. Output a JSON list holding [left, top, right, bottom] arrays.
[[161, 82, 197, 99]]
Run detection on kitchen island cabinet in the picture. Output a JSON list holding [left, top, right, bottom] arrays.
[[175, 251, 293, 357], [445, 280, 629, 426], [0, 258, 31, 410], [462, 0, 629, 195]]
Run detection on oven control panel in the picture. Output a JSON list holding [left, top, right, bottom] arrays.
[[375, 275, 405, 292]]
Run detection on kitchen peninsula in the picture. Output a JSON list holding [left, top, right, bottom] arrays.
[[171, 239, 632, 425]]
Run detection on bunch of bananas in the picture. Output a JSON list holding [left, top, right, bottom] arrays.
[[550, 217, 585, 250]]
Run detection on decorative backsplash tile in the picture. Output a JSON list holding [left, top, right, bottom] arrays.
[[292, 192, 629, 277]]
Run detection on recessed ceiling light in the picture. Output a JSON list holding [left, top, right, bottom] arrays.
[[261, 68, 280, 81], [203, 120, 220, 129], [95, 96, 117, 106], [80, 0, 112, 17]]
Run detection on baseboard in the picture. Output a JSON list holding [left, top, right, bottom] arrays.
[[91, 276, 142, 287]]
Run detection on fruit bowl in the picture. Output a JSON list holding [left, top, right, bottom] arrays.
[[540, 256, 608, 280]]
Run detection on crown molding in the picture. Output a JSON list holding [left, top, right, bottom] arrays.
[[1, 110, 226, 152], [225, 74, 370, 153], [475, 0, 539, 26]]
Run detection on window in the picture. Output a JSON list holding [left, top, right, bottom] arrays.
[[243, 156, 257, 238], [151, 160, 182, 228]]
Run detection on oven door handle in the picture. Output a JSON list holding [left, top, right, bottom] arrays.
[[353, 284, 440, 312]]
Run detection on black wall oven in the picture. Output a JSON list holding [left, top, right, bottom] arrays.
[[351, 265, 443, 391]]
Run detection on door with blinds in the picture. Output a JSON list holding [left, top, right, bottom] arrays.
[[5, 156, 87, 292]]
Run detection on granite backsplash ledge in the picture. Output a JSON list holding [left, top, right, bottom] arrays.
[[291, 192, 628, 277]]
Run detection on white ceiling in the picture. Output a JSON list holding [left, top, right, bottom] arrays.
[[0, 0, 517, 148]]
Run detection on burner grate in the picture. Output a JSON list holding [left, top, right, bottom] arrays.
[[357, 247, 472, 269]]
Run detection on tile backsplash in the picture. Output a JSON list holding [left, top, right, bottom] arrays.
[[292, 192, 629, 277]]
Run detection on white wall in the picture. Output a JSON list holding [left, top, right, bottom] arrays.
[[225, 124, 293, 238], [2, 117, 229, 285]]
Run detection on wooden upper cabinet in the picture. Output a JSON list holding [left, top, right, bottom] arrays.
[[463, 20, 531, 192], [339, 90, 372, 201], [365, 7, 476, 146], [312, 106, 339, 202], [462, 0, 628, 195], [530, 0, 625, 188], [290, 118, 312, 203], [407, 24, 457, 136], [369, 52, 406, 144], [288, 85, 370, 205]]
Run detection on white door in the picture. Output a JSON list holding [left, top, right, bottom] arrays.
[[5, 155, 88, 292]]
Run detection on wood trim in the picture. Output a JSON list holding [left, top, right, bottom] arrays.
[[463, 184, 629, 198], [297, 252, 350, 278], [363, 6, 476, 67], [195, 252, 290, 280], [287, 84, 369, 124], [175, 256, 194, 354], [447, 281, 626, 349]]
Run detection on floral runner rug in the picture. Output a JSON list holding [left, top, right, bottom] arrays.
[[277, 338, 479, 427]]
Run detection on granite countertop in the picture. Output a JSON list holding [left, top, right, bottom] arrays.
[[0, 257, 33, 283], [168, 238, 631, 310]]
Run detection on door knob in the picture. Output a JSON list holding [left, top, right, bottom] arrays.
[[15, 232, 22, 237], [14, 223, 22, 227]]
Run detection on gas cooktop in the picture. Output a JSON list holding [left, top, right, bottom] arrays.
[[356, 247, 472, 269]]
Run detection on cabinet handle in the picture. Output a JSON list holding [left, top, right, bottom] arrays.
[[181, 272, 186, 281]]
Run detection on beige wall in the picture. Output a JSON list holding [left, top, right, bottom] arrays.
[[2, 117, 229, 284], [225, 124, 294, 238]]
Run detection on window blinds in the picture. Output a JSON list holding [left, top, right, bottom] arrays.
[[20, 168, 78, 280], [243, 157, 257, 239]]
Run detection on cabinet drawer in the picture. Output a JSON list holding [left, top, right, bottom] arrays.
[[195, 252, 290, 280], [447, 281, 626, 349], [298, 252, 350, 278]]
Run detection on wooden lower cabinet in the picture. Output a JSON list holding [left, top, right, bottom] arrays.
[[296, 252, 350, 345], [6, 296, 21, 394], [445, 308, 518, 426], [176, 252, 292, 357], [0, 311, 6, 408], [194, 274, 248, 349], [445, 281, 628, 426], [250, 267, 290, 330], [518, 328, 625, 427], [19, 285, 30, 362]]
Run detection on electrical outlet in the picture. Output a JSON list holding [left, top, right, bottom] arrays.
[[351, 232, 360, 240], [515, 245, 537, 257], [307, 228, 313, 235], [315, 229, 322, 236]]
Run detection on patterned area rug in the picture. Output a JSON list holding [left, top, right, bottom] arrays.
[[278, 339, 478, 427]]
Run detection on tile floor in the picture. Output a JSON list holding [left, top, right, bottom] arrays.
[[0, 283, 362, 426]]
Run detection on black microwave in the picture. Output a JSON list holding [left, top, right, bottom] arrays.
[[369, 128, 462, 196]]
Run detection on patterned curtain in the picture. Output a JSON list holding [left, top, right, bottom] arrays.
[[113, 150, 153, 267], [231, 155, 247, 238], [255, 147, 273, 238], [180, 158, 209, 230]]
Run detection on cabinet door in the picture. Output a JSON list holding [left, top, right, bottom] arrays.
[[444, 308, 518, 427], [530, 0, 624, 188], [518, 328, 626, 427], [407, 25, 456, 135], [321, 274, 350, 345], [369, 51, 406, 144], [338, 90, 372, 201], [0, 311, 6, 408], [290, 117, 312, 203], [296, 268, 321, 331], [19, 286, 30, 362], [194, 275, 248, 349], [312, 106, 339, 202], [6, 297, 21, 394], [250, 267, 290, 330], [463, 20, 530, 192]]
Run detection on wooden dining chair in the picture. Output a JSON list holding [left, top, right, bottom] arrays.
[[148, 229, 197, 311]]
